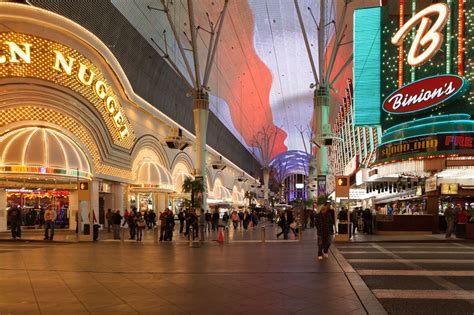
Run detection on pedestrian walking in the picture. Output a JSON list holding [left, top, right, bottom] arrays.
[[315, 202, 333, 260], [44, 207, 57, 240], [276, 211, 289, 239], [205, 210, 211, 232], [178, 209, 185, 233], [243, 210, 250, 230], [223, 211, 229, 229], [106, 209, 113, 233], [159, 210, 168, 242], [7, 206, 22, 240], [231, 211, 240, 230], [122, 209, 129, 227], [165, 208, 175, 241], [362, 208, 373, 234], [445, 203, 456, 239], [111, 210, 122, 240], [350, 209, 358, 238], [127, 209, 137, 240], [136, 212, 146, 242], [212, 210, 219, 231], [148, 210, 157, 229]]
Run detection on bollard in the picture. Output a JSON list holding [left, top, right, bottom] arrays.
[[261, 225, 266, 243], [121, 228, 125, 242], [154, 226, 159, 244], [189, 225, 194, 247], [298, 225, 302, 241], [200, 224, 205, 242], [224, 226, 230, 243]]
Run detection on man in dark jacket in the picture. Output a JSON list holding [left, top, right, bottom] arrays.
[[315, 202, 334, 260], [159, 210, 168, 242], [127, 208, 137, 240], [8, 206, 22, 240], [165, 208, 175, 241], [111, 210, 122, 240], [204, 210, 212, 232], [212, 210, 219, 231], [276, 211, 289, 239], [178, 209, 185, 233], [105, 209, 113, 233], [362, 208, 373, 234]]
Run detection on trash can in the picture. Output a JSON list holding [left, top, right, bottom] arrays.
[[456, 223, 466, 239], [93, 224, 100, 241], [84, 224, 100, 241], [338, 223, 349, 235], [84, 223, 90, 235]]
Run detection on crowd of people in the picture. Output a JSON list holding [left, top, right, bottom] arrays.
[[443, 203, 473, 239], [12, 201, 468, 262]]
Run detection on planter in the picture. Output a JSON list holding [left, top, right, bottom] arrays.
[[466, 224, 474, 239]]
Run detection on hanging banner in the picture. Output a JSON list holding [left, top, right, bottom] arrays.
[[425, 176, 437, 192], [317, 175, 327, 197]]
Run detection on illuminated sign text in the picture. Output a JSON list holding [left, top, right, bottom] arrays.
[[0, 32, 133, 145], [383, 75, 469, 114], [391, 3, 449, 67]]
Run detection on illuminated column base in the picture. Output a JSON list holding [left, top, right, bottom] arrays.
[[314, 86, 330, 198], [193, 90, 209, 214], [263, 167, 270, 202], [112, 183, 124, 212], [0, 189, 6, 232], [158, 193, 166, 213], [69, 190, 78, 231], [90, 180, 99, 227]]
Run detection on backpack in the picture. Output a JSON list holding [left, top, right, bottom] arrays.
[[8, 209, 18, 221], [137, 217, 146, 227]]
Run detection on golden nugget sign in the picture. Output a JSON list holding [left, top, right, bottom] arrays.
[[0, 32, 134, 147]]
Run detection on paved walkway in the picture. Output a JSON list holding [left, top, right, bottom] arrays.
[[0, 238, 374, 314], [338, 241, 474, 314], [0, 222, 316, 243]]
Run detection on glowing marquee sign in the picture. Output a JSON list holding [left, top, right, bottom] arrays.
[[391, 3, 449, 67], [383, 75, 470, 114], [0, 32, 133, 144]]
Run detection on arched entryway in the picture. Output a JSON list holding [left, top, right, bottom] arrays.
[[0, 127, 92, 231], [130, 156, 174, 214]]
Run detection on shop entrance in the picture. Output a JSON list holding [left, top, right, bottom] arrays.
[[6, 189, 70, 229]]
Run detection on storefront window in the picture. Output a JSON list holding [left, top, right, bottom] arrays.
[[6, 189, 70, 228]]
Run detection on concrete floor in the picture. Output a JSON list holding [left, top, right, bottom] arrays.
[[0, 239, 369, 315]]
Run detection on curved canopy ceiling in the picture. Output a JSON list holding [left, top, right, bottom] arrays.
[[0, 127, 91, 179], [135, 159, 174, 191], [269, 150, 311, 179], [113, 0, 357, 172]]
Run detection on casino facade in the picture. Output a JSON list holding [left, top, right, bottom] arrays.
[[0, 4, 257, 233], [338, 0, 474, 233]]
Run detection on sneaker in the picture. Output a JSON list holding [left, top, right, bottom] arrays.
[[323, 253, 329, 258], [318, 256, 323, 260]]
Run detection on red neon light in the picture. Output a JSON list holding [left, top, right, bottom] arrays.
[[398, 0, 405, 87], [458, 0, 464, 76]]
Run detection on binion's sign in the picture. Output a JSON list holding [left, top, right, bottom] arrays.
[[382, 75, 470, 114], [391, 3, 449, 67]]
